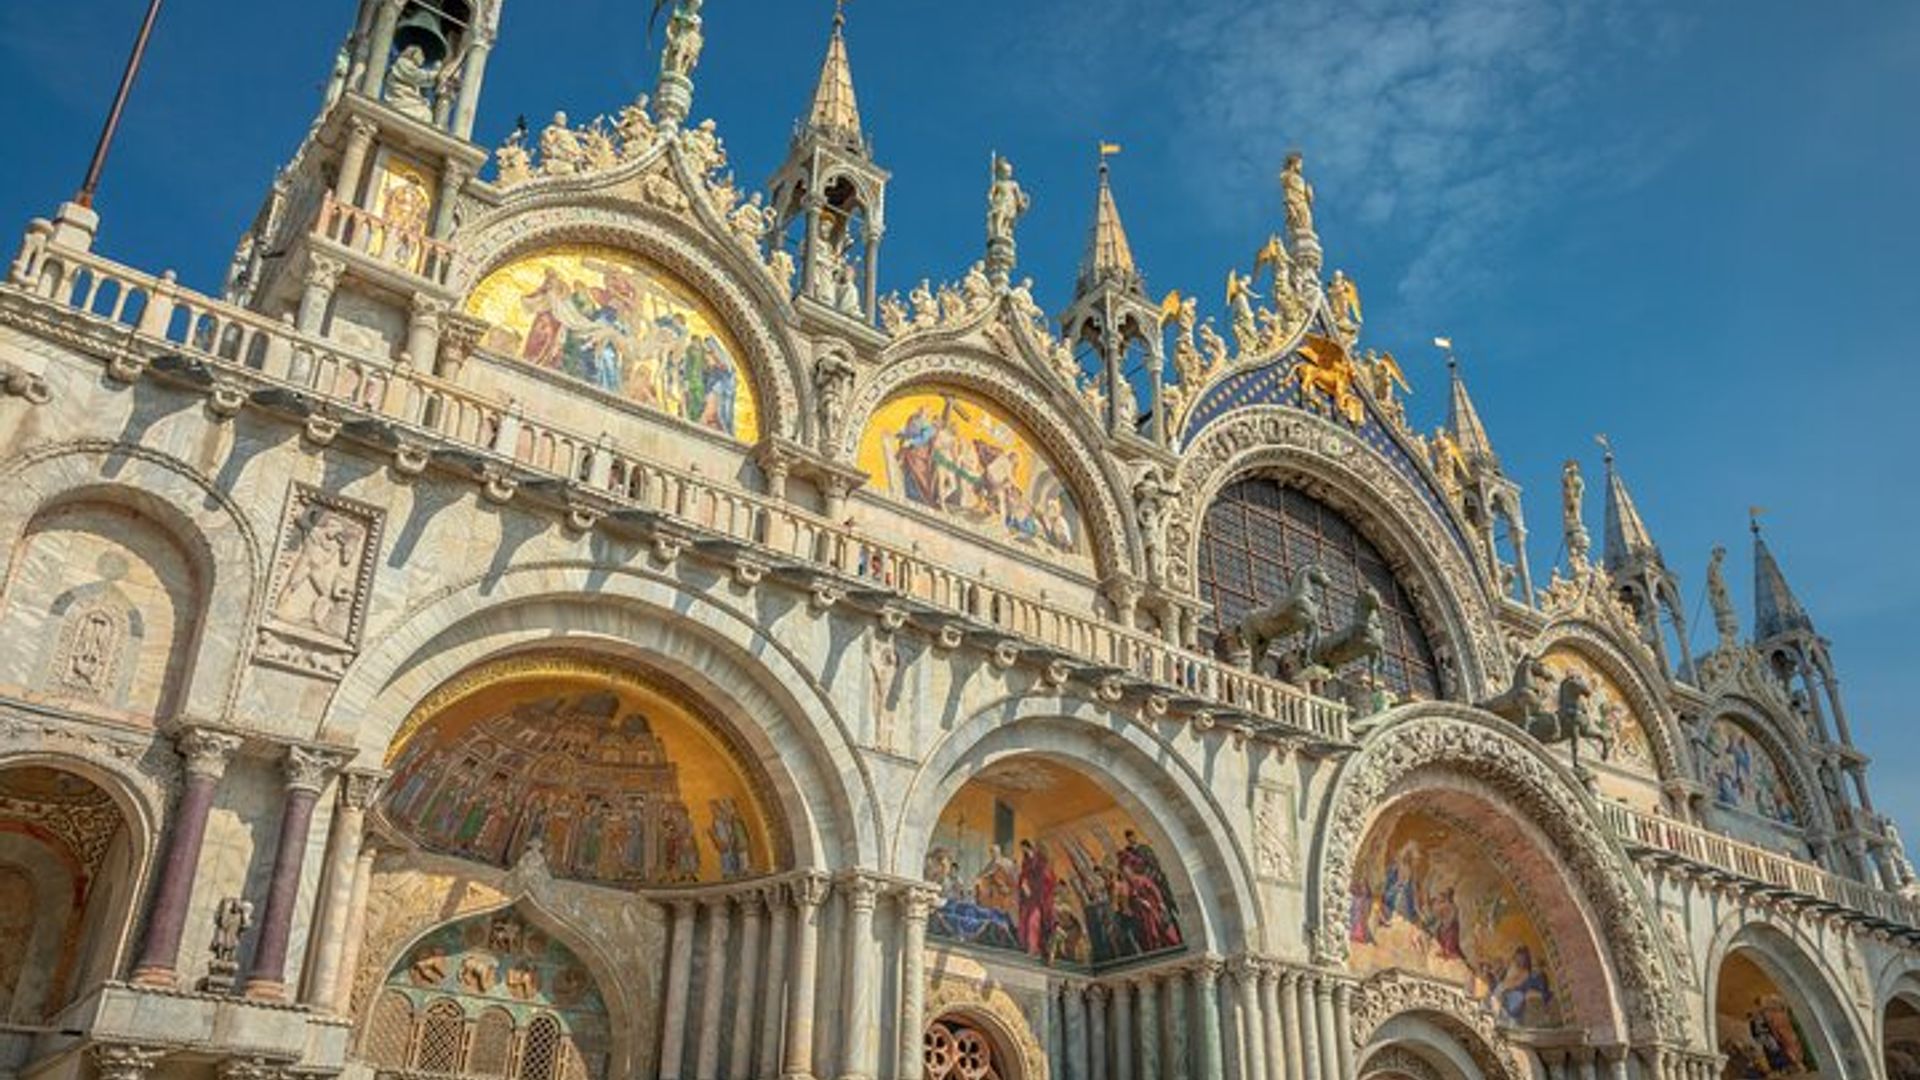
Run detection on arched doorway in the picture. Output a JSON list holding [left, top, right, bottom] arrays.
[[0, 763, 140, 1020], [1886, 994, 1920, 1080], [362, 907, 611, 1080], [921, 755, 1188, 970]]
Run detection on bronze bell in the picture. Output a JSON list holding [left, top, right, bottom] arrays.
[[392, 4, 454, 66]]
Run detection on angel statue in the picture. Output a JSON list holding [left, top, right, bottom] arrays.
[[1328, 271, 1362, 334], [383, 44, 440, 124], [1226, 270, 1260, 353], [1363, 351, 1411, 427]]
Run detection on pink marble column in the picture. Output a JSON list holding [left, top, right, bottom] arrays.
[[132, 728, 243, 987], [244, 745, 344, 1000]]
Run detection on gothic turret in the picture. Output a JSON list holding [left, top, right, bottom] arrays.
[[1433, 349, 1532, 605], [1600, 441, 1693, 678], [769, 4, 889, 332], [1059, 152, 1165, 445]]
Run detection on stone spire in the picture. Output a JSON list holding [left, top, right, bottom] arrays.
[[1445, 357, 1499, 472], [1601, 441, 1661, 575], [1078, 157, 1143, 297], [805, 2, 866, 154], [1752, 516, 1815, 640]]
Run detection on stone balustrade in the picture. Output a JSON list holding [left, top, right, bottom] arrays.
[[1599, 800, 1920, 931], [311, 192, 456, 286], [3, 230, 1350, 747]]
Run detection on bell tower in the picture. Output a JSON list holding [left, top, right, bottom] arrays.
[[1059, 151, 1166, 446], [768, 3, 889, 332], [1435, 349, 1533, 606], [225, 0, 499, 377]]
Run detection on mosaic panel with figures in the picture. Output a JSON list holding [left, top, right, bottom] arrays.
[[923, 760, 1184, 970], [1705, 719, 1802, 829], [467, 245, 760, 441], [381, 660, 775, 886], [858, 389, 1087, 560], [1538, 648, 1660, 810], [1348, 808, 1560, 1028], [1716, 953, 1821, 1080]]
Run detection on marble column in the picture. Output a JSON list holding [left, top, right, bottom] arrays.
[[660, 899, 698, 1080], [898, 887, 937, 1080], [1135, 976, 1162, 1080], [783, 875, 829, 1080], [696, 898, 733, 1080], [244, 745, 344, 1000], [1331, 983, 1353, 1080], [303, 770, 381, 1009], [1090, 984, 1111, 1080], [132, 728, 242, 987], [1603, 1048, 1630, 1080], [1235, 961, 1267, 1080], [405, 295, 447, 366], [359, 0, 405, 94], [1169, 973, 1190, 1080], [759, 887, 793, 1079], [839, 876, 879, 1080], [450, 38, 493, 140], [1259, 967, 1284, 1080], [1312, 979, 1338, 1080], [1294, 975, 1319, 1080], [335, 117, 379, 205], [732, 892, 766, 1080], [1113, 980, 1135, 1080], [1195, 960, 1224, 1080], [1065, 982, 1089, 1080], [296, 255, 344, 336], [329, 839, 380, 1013]]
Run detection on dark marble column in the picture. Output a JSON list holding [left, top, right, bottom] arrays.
[[243, 745, 345, 1000], [132, 728, 243, 987]]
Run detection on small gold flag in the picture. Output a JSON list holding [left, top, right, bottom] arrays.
[[1099, 142, 1124, 158]]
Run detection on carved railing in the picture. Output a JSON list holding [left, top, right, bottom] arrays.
[[313, 192, 455, 286], [3, 233, 1351, 745], [1599, 801, 1920, 930]]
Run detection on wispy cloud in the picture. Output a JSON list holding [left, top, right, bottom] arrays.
[[1129, 0, 1694, 308]]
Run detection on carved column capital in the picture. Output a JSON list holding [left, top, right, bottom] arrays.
[[218, 1058, 295, 1080], [1191, 954, 1224, 984], [283, 744, 349, 794], [90, 1045, 166, 1080], [1085, 981, 1111, 1003], [839, 871, 879, 912], [345, 116, 381, 145], [792, 872, 831, 909], [178, 728, 244, 780], [900, 884, 940, 923], [339, 770, 386, 810], [304, 253, 347, 293], [410, 292, 450, 324]]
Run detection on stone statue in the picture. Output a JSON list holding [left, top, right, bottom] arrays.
[[962, 262, 993, 312], [1133, 465, 1179, 587], [200, 897, 253, 992], [834, 262, 863, 317], [539, 113, 585, 176], [1707, 545, 1739, 647], [1199, 319, 1229, 373], [681, 118, 727, 179], [877, 293, 908, 335], [985, 154, 1031, 258], [1226, 270, 1259, 353], [273, 507, 365, 640], [1281, 152, 1316, 242], [1328, 270, 1362, 333], [727, 192, 773, 250], [495, 121, 532, 185], [382, 45, 439, 124], [1562, 460, 1590, 569], [909, 280, 938, 329], [814, 350, 856, 448], [581, 121, 620, 171], [661, 0, 706, 81], [616, 96, 656, 158]]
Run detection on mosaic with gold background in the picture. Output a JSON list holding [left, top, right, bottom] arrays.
[[381, 658, 775, 886], [466, 245, 760, 442]]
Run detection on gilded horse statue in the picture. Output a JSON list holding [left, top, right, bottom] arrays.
[[1311, 583, 1385, 686], [1479, 655, 1614, 770], [1292, 335, 1366, 425], [1233, 565, 1329, 675]]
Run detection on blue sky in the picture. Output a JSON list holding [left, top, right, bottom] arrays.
[[3, 2, 1916, 843]]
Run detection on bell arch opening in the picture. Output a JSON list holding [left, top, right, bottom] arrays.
[[0, 763, 142, 1020], [1885, 993, 1920, 1080], [920, 754, 1190, 971], [377, 653, 790, 886]]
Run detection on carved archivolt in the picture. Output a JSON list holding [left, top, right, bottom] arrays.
[[450, 192, 807, 443], [924, 975, 1049, 1080], [1351, 971, 1521, 1080], [1173, 409, 1501, 695], [1314, 705, 1682, 1042], [840, 342, 1139, 583]]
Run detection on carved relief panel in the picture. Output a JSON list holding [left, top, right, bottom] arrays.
[[256, 484, 384, 679]]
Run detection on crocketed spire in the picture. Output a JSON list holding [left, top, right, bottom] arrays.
[[1753, 517, 1816, 641], [1077, 157, 1143, 297], [805, 5, 865, 154], [1445, 358, 1499, 472], [1602, 442, 1662, 574]]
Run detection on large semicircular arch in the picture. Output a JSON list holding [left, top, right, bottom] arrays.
[[320, 563, 879, 872], [1312, 702, 1684, 1044]]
